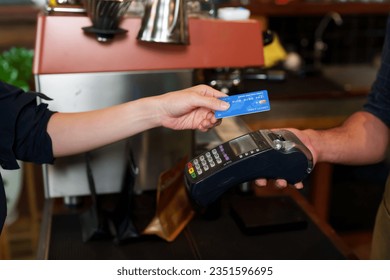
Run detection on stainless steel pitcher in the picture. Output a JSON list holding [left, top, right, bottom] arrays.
[[137, 0, 189, 44]]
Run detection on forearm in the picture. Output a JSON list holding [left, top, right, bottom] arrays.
[[47, 97, 160, 157], [46, 84, 228, 158], [304, 111, 389, 165]]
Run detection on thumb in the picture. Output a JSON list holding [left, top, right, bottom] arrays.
[[195, 95, 230, 111]]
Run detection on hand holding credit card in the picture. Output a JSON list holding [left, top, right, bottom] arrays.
[[215, 90, 270, 119]]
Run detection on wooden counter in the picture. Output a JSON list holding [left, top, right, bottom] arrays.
[[37, 188, 356, 259]]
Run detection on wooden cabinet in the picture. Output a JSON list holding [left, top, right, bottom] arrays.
[[219, 0, 390, 16], [0, 5, 40, 51]]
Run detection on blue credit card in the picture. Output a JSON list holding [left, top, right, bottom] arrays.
[[215, 90, 270, 119]]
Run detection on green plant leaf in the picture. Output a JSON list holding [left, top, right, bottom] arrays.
[[0, 47, 34, 91]]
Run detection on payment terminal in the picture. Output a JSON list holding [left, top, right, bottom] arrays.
[[184, 129, 313, 207]]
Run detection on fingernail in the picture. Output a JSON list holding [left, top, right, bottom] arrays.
[[221, 101, 230, 110]]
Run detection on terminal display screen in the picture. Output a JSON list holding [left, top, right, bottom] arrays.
[[229, 135, 257, 156]]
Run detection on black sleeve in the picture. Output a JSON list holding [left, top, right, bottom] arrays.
[[363, 16, 390, 128], [0, 81, 55, 170]]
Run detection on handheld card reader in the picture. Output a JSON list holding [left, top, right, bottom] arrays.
[[184, 129, 313, 208]]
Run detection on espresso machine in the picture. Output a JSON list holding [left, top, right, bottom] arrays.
[[33, 0, 264, 245]]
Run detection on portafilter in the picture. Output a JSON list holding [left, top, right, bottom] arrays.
[[82, 0, 133, 42]]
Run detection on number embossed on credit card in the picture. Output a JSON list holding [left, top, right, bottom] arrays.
[[215, 90, 270, 119]]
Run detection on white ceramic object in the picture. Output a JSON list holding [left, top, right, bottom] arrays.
[[217, 7, 250, 21], [31, 0, 47, 7]]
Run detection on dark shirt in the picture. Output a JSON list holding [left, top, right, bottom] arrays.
[[0, 81, 55, 234], [363, 17, 390, 128]]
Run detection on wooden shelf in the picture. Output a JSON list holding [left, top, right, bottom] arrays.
[[0, 4, 40, 22], [219, 1, 390, 16], [0, 5, 39, 51]]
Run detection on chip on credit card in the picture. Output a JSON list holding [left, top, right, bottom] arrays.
[[215, 90, 270, 119]]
